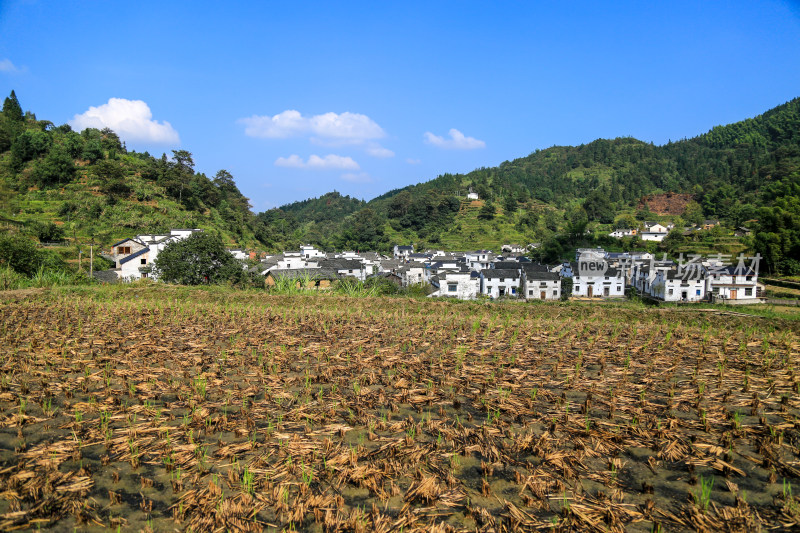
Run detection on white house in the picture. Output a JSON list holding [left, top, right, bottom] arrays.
[[467, 187, 479, 200], [609, 228, 638, 238], [631, 260, 675, 295], [707, 266, 760, 302], [397, 262, 427, 286], [480, 269, 522, 299], [465, 250, 494, 271], [641, 223, 669, 242], [431, 270, 480, 299], [111, 228, 203, 281], [117, 247, 154, 280], [572, 267, 625, 298], [502, 244, 526, 254], [229, 249, 249, 261], [300, 244, 325, 259], [522, 270, 561, 300], [393, 245, 414, 260], [317, 258, 366, 281], [428, 255, 461, 270], [649, 269, 707, 302], [277, 251, 319, 270]]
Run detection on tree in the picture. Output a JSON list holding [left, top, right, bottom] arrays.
[[503, 194, 517, 215], [388, 190, 412, 219], [477, 200, 495, 220], [683, 201, 704, 226], [31, 146, 75, 188], [0, 234, 61, 276], [152, 231, 246, 285], [567, 206, 589, 236], [168, 150, 195, 204], [212, 169, 237, 194], [10, 129, 52, 171], [613, 213, 638, 229], [337, 208, 387, 251], [0, 91, 24, 152], [95, 160, 130, 196], [583, 190, 614, 223], [35, 222, 65, 242], [2, 90, 23, 123]]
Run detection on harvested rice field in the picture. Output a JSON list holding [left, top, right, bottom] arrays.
[[1, 285, 800, 532]]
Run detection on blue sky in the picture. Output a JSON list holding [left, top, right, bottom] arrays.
[[1, 1, 799, 210]]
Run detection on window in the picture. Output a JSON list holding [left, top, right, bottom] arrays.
[[696, 289, 701, 296], [118, 246, 131, 254], [528, 290, 534, 296], [448, 283, 457, 293], [552, 290, 557, 296], [745, 288, 752, 296], [668, 289, 673, 296], [140, 258, 147, 265], [540, 282, 547, 287], [142, 273, 148, 278]]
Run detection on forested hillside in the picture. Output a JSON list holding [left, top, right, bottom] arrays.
[[0, 91, 261, 249], [1, 89, 797, 273], [261, 97, 800, 272]]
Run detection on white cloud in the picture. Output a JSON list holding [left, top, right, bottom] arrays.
[[274, 154, 306, 168], [275, 154, 360, 170], [406, 158, 422, 165], [0, 59, 21, 73], [341, 172, 372, 183], [239, 110, 307, 139], [69, 98, 180, 144], [240, 110, 385, 143], [424, 128, 485, 150], [366, 144, 395, 158]]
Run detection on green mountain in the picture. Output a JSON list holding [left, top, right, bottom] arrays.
[[263, 97, 800, 272], [253, 191, 366, 250], [0, 91, 261, 250], [2, 89, 797, 274]]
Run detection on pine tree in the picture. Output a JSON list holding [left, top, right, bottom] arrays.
[[2, 90, 23, 122]]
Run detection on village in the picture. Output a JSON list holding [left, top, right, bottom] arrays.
[[105, 228, 766, 304]]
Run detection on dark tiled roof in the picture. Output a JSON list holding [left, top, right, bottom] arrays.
[[318, 259, 363, 270], [111, 237, 138, 248], [521, 263, 550, 273], [482, 269, 521, 279], [493, 261, 523, 270], [119, 247, 149, 265], [525, 271, 560, 281], [92, 269, 120, 283]]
